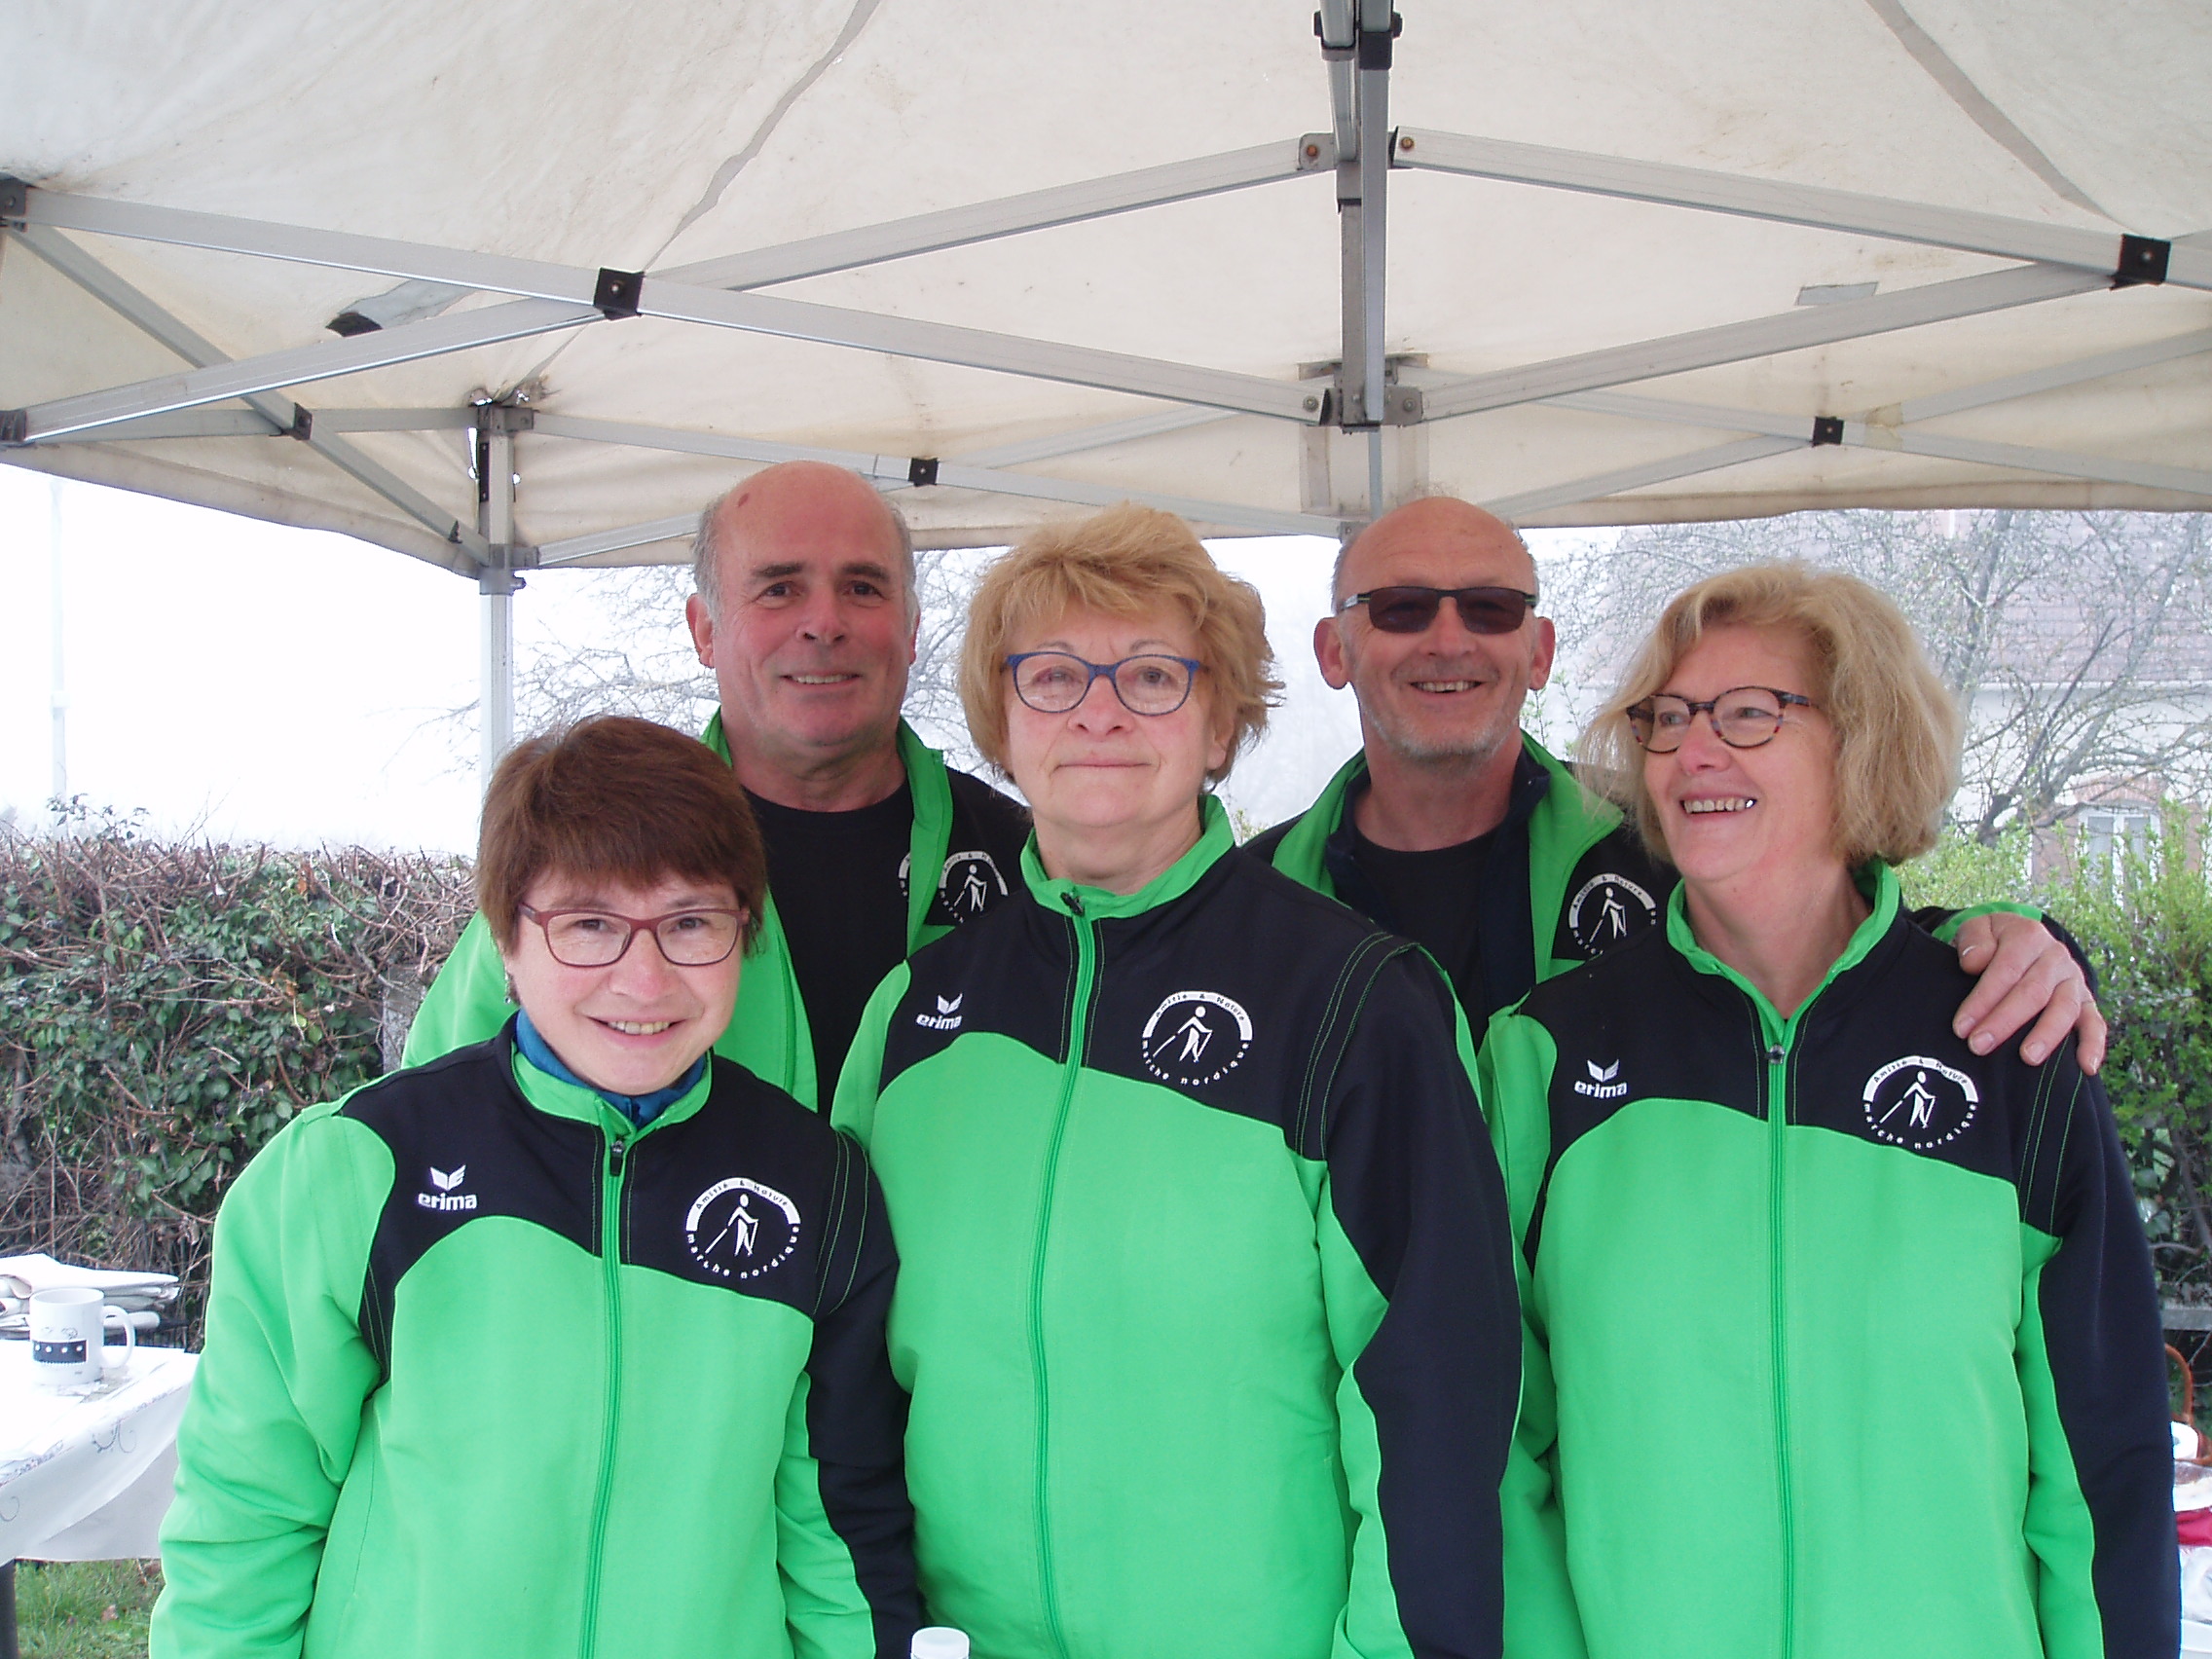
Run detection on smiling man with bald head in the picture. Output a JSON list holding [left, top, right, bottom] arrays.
[[1252, 495, 2106, 1063], [405, 461, 1030, 1105]]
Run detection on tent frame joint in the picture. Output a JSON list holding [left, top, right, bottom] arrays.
[[1357, 10, 1402, 68], [0, 176, 26, 225], [0, 410, 25, 445], [1811, 416, 1845, 446], [2115, 235, 2170, 287], [907, 456, 940, 488], [593, 267, 645, 318]]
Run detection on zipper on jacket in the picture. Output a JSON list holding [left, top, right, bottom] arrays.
[[1761, 1030, 1795, 1659], [1030, 900, 1094, 1659], [577, 1129, 628, 1659]]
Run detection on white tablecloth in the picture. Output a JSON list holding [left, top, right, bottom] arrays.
[[0, 1344, 198, 1564]]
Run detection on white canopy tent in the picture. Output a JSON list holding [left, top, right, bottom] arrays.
[[3, 1, 2208, 769]]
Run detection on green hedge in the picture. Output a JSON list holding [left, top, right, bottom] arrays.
[[7, 807, 2206, 1333], [1, 810, 473, 1339], [1901, 811, 2212, 1300]]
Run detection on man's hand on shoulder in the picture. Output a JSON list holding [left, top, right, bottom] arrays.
[[1950, 910, 2107, 1074]]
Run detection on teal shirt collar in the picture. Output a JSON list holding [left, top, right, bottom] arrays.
[[513, 1009, 708, 1126]]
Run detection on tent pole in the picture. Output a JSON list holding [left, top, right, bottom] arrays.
[[1322, 0, 1399, 521], [49, 475, 67, 814], [476, 409, 523, 785]]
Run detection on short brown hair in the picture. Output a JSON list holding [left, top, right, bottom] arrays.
[[1577, 562, 1963, 867], [477, 717, 767, 951], [958, 504, 1280, 786]]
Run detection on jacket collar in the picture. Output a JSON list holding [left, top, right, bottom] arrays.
[[1019, 794, 1235, 921], [695, 713, 952, 950], [1663, 862, 1904, 1035], [1272, 729, 1612, 893], [504, 1016, 715, 1135]]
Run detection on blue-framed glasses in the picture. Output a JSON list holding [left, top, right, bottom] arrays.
[[1005, 651, 1204, 716]]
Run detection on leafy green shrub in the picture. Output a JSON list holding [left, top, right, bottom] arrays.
[[1, 807, 472, 1339], [1900, 809, 2212, 1299]]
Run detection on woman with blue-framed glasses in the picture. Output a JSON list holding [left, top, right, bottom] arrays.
[[832, 502, 1521, 1659]]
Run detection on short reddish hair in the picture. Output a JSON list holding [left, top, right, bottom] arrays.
[[477, 717, 766, 952]]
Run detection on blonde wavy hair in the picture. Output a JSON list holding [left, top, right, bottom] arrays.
[[1577, 562, 1963, 867], [959, 504, 1281, 787]]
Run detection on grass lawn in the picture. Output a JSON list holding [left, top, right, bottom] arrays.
[[13, 1560, 162, 1659]]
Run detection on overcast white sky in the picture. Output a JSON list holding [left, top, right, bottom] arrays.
[[0, 465, 1602, 852]]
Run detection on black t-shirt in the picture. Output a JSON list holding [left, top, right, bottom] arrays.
[[748, 769, 1030, 1097], [1349, 824, 1498, 1001]]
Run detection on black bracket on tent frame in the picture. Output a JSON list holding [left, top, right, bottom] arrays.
[[594, 268, 645, 318], [0, 175, 27, 225], [2113, 236, 2170, 287], [1810, 416, 1845, 446], [1358, 13, 1403, 70], [0, 410, 24, 445], [286, 406, 313, 442], [908, 457, 940, 488]]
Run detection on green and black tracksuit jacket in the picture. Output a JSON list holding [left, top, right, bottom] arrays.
[[1480, 866, 2176, 1659], [833, 800, 1521, 1659], [152, 1032, 919, 1659], [1250, 737, 1674, 1019], [403, 719, 1015, 1107]]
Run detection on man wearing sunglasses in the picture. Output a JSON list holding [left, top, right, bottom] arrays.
[[1253, 495, 2106, 1068]]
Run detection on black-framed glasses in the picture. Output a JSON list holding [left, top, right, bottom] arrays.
[[518, 903, 747, 968], [1337, 585, 1538, 635], [1005, 651, 1204, 716], [1626, 686, 1820, 754]]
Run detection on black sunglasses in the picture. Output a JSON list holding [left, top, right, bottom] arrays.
[[1337, 585, 1539, 636]]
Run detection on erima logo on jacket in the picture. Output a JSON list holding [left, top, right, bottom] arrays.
[[416, 1164, 476, 1211], [1141, 991, 1253, 1088], [1573, 1060, 1628, 1100], [684, 1178, 802, 1280], [916, 994, 964, 1031]]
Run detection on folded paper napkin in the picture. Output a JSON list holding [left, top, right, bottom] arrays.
[[0, 1252, 181, 1314]]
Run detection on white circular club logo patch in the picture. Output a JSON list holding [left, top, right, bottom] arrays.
[[940, 849, 1008, 920], [1567, 872, 1660, 955], [684, 1178, 802, 1280], [1141, 991, 1253, 1088], [1862, 1055, 1980, 1151]]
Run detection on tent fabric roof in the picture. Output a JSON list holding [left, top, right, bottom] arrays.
[[2, 0, 2207, 576]]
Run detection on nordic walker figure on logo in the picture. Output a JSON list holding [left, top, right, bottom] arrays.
[[1250, 496, 2108, 1058], [155, 718, 921, 1659], [835, 505, 1521, 1659], [1480, 566, 2174, 1659]]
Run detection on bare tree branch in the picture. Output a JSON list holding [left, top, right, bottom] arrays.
[[1550, 510, 2212, 840]]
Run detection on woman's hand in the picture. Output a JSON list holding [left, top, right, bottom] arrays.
[[1951, 911, 2107, 1073]]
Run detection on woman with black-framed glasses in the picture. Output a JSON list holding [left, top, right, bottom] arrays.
[[832, 502, 1521, 1659], [1482, 564, 2173, 1659]]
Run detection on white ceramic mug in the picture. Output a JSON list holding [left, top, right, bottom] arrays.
[[28, 1286, 136, 1389]]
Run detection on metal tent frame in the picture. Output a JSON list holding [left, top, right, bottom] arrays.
[[3, 7, 2207, 774]]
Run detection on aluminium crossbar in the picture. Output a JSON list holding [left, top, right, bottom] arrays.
[[1422, 264, 2111, 423], [6, 223, 487, 566], [1394, 129, 2212, 292], [527, 414, 1337, 562]]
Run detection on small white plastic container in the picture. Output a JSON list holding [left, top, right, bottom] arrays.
[[911, 1629, 971, 1659]]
